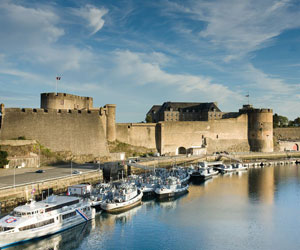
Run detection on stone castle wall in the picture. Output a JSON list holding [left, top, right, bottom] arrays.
[[0, 92, 277, 157], [274, 127, 300, 140], [0, 108, 109, 156], [160, 114, 250, 154], [116, 123, 157, 149], [116, 114, 250, 155]]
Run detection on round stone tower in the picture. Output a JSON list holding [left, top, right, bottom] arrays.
[[105, 104, 116, 142], [41, 93, 93, 110], [247, 108, 273, 152]]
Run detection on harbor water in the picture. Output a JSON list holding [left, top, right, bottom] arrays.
[[5, 164, 300, 250]]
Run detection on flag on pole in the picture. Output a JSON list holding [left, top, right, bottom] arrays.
[[56, 76, 61, 80], [245, 94, 249, 97]]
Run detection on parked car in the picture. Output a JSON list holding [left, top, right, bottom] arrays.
[[35, 170, 45, 173], [72, 170, 82, 174]]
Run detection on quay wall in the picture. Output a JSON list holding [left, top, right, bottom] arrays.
[[0, 170, 103, 209], [116, 123, 157, 149], [0, 108, 109, 157]]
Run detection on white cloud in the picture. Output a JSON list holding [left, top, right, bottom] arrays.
[[242, 64, 295, 94], [72, 5, 108, 35], [111, 50, 240, 103], [237, 63, 300, 119], [30, 46, 94, 71], [0, 1, 64, 50], [164, 0, 300, 61], [0, 68, 40, 80]]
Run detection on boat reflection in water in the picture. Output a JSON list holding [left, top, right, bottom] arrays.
[[100, 203, 142, 226], [6, 220, 93, 250]]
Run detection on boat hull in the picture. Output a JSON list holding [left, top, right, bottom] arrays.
[[155, 186, 189, 200], [101, 191, 143, 213], [0, 214, 94, 249]]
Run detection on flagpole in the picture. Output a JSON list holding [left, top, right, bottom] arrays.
[[248, 91, 249, 105], [56, 77, 58, 94]]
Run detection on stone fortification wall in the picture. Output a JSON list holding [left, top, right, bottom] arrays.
[[160, 114, 249, 154], [0, 108, 109, 156], [41, 93, 93, 110], [274, 127, 300, 140], [116, 123, 157, 149]]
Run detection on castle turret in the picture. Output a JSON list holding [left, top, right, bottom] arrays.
[[41, 93, 93, 110], [240, 105, 273, 152], [105, 104, 116, 142]]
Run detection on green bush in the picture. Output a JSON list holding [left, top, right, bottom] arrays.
[[0, 151, 9, 167]]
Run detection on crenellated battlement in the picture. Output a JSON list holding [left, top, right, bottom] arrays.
[[41, 92, 92, 100], [4, 107, 104, 116], [247, 108, 273, 113]]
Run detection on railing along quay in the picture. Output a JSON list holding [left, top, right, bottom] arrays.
[[0, 169, 101, 191]]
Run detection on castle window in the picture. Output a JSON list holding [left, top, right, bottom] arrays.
[[21, 108, 25, 112], [68, 110, 72, 113], [58, 109, 61, 113], [216, 135, 219, 139], [87, 110, 91, 114], [33, 109, 37, 112]]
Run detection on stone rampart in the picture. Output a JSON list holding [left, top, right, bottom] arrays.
[[160, 114, 249, 154], [0, 108, 109, 156], [274, 127, 300, 140], [116, 123, 157, 149]]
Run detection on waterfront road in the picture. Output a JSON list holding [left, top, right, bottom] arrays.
[[0, 164, 99, 189]]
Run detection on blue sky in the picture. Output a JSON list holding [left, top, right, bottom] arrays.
[[0, 0, 299, 122]]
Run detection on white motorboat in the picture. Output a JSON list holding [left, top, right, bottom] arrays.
[[101, 184, 143, 213], [140, 175, 160, 197], [90, 183, 113, 211], [219, 164, 236, 174], [155, 176, 189, 199], [0, 195, 95, 249], [233, 163, 248, 171], [195, 167, 219, 180], [170, 167, 190, 183]]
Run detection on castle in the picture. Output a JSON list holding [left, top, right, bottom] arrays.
[[0, 93, 274, 158]]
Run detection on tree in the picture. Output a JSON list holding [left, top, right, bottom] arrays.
[[294, 117, 300, 127], [145, 114, 153, 123], [0, 151, 9, 168], [273, 113, 289, 128]]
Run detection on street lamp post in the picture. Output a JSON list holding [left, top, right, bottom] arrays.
[[13, 165, 15, 188], [13, 155, 16, 188]]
